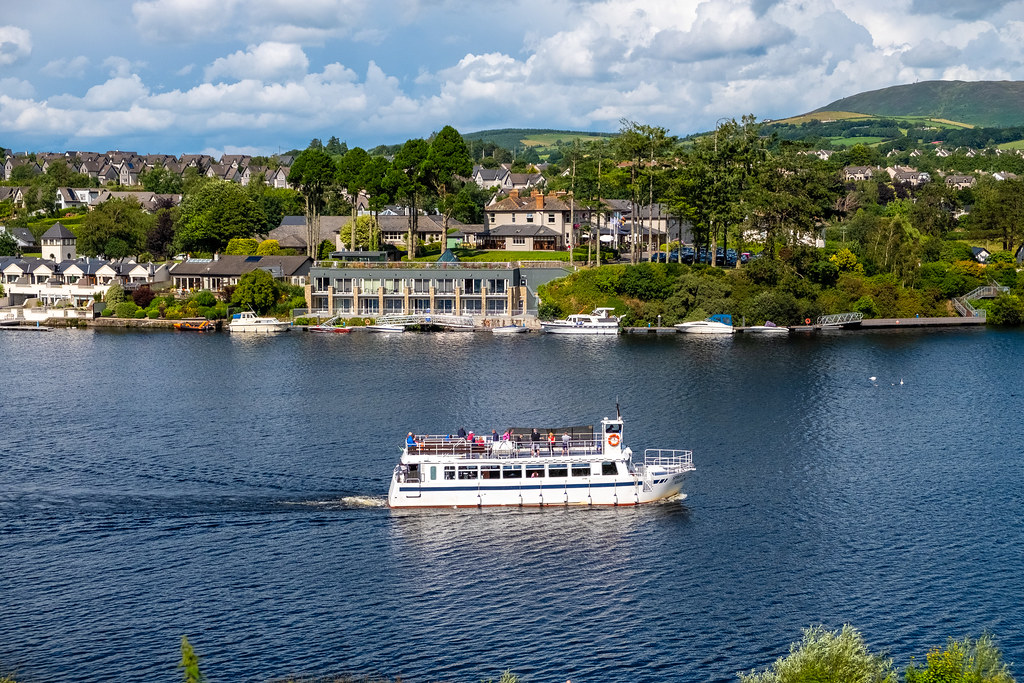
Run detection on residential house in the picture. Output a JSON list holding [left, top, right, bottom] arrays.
[[169, 254, 312, 293], [206, 164, 241, 183], [93, 190, 182, 212], [507, 172, 546, 191], [842, 166, 875, 182], [993, 171, 1019, 181], [484, 189, 573, 250], [240, 165, 268, 186], [0, 225, 37, 251], [634, 203, 693, 245], [56, 187, 100, 211], [267, 215, 346, 252], [945, 174, 975, 190], [971, 247, 990, 264]]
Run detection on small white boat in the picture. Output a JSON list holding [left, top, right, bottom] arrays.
[[745, 321, 789, 335], [675, 314, 734, 335], [366, 324, 405, 333], [541, 307, 620, 335], [228, 311, 291, 333], [309, 315, 352, 333], [491, 323, 528, 334], [388, 409, 694, 508]]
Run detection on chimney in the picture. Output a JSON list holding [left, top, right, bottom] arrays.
[[509, 189, 519, 199], [536, 192, 544, 210]]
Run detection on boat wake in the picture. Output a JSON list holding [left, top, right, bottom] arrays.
[[288, 496, 387, 509]]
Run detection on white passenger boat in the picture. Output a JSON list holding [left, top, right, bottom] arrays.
[[228, 311, 291, 333], [675, 314, 734, 334], [388, 412, 694, 508], [541, 307, 620, 335]]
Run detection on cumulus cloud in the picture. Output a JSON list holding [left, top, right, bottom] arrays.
[[41, 56, 90, 78], [204, 42, 310, 82], [132, 0, 240, 41], [908, 0, 1012, 20], [0, 25, 31, 66], [901, 39, 961, 68], [104, 56, 146, 78]]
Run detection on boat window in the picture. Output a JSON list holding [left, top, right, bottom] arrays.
[[571, 464, 590, 477], [601, 461, 618, 476], [605, 423, 622, 434], [444, 466, 455, 480], [457, 465, 479, 480], [525, 464, 545, 478], [502, 465, 522, 479], [480, 464, 500, 480], [430, 466, 437, 481], [548, 464, 568, 478]]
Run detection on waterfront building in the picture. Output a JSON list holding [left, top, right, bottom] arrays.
[[169, 254, 312, 294], [305, 259, 571, 320]]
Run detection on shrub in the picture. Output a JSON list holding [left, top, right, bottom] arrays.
[[905, 634, 1014, 683], [738, 625, 895, 683], [132, 286, 156, 308], [294, 317, 310, 325], [854, 295, 879, 317], [147, 309, 160, 319], [190, 290, 217, 307], [114, 301, 139, 318], [225, 238, 259, 255], [133, 310, 146, 319], [104, 282, 127, 306], [987, 294, 1024, 326], [256, 239, 282, 256]]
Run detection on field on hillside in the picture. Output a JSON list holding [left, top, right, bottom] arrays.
[[828, 136, 888, 147], [770, 111, 870, 125]]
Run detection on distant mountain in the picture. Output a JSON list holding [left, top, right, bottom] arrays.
[[813, 80, 1024, 128]]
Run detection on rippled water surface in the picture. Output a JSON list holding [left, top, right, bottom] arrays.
[[2, 327, 1024, 682]]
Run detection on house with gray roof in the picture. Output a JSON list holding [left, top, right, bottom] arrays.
[[41, 223, 77, 261], [169, 254, 312, 293]]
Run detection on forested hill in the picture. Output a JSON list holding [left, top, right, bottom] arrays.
[[462, 128, 615, 150], [813, 80, 1024, 128]]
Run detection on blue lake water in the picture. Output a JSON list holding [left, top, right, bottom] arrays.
[[1, 326, 1023, 683]]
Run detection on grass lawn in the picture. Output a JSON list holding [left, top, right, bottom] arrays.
[[828, 136, 887, 147], [997, 139, 1024, 150]]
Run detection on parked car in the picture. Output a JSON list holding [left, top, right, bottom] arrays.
[[740, 252, 752, 264], [681, 247, 695, 264]]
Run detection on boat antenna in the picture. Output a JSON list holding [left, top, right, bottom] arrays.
[[616, 400, 621, 420]]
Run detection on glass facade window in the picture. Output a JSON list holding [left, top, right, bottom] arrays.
[[334, 278, 353, 293], [464, 278, 482, 294], [359, 299, 379, 314], [462, 300, 482, 315], [384, 298, 404, 313], [487, 279, 507, 294], [412, 297, 431, 312], [436, 279, 454, 294], [434, 299, 454, 313], [486, 299, 507, 315]]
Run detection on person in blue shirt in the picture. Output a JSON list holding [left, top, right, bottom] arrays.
[[406, 432, 417, 450]]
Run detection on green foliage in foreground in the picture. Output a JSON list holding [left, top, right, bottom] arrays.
[[178, 636, 204, 683], [741, 627, 1014, 683]]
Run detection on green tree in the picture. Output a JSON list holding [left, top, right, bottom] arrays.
[[905, 634, 1014, 683], [231, 268, 281, 314], [79, 198, 151, 258], [175, 180, 266, 254], [225, 238, 259, 255], [360, 155, 394, 249], [738, 625, 895, 683], [104, 282, 127, 306], [146, 197, 177, 259], [139, 166, 184, 194], [287, 148, 338, 257], [337, 147, 371, 250], [426, 125, 474, 234], [970, 177, 1024, 251], [177, 636, 205, 683], [0, 230, 19, 256], [256, 239, 281, 256], [386, 139, 431, 257], [325, 135, 347, 156]]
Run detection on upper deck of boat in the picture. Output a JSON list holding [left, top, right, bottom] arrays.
[[405, 435, 617, 462]]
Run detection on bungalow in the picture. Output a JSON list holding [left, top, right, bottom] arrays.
[[169, 254, 312, 293], [971, 247, 990, 264], [472, 166, 512, 190], [0, 226, 37, 251]]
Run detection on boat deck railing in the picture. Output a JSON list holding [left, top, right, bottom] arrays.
[[643, 449, 695, 473], [408, 436, 606, 459]]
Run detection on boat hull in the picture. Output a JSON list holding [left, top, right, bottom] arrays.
[[228, 323, 290, 333], [541, 324, 619, 335], [388, 470, 688, 508], [675, 322, 734, 334]]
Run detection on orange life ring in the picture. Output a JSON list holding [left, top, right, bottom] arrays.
[[364, 318, 372, 325], [805, 318, 811, 325], [608, 434, 620, 447]]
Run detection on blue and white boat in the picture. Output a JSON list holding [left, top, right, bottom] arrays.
[[387, 411, 694, 508]]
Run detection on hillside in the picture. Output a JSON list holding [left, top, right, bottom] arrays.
[[813, 80, 1024, 128], [462, 128, 615, 151]]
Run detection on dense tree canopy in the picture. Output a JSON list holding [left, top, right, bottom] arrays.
[[175, 180, 266, 254], [79, 198, 152, 258]]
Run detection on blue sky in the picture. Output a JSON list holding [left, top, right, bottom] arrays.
[[1, 0, 1023, 156]]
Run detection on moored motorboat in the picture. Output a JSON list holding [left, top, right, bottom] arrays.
[[228, 311, 291, 333], [745, 321, 789, 335], [388, 409, 694, 508], [366, 323, 405, 333], [675, 314, 734, 334], [493, 325, 532, 335], [541, 307, 620, 335], [309, 315, 352, 333]]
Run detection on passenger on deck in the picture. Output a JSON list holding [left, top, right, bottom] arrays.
[[457, 426, 467, 439], [501, 429, 511, 441], [531, 428, 541, 455], [491, 429, 499, 442], [406, 432, 418, 451], [548, 431, 556, 455], [562, 432, 571, 454]]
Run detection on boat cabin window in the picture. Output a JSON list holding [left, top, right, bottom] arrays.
[[429, 466, 437, 481], [444, 466, 455, 480], [548, 464, 568, 477], [502, 465, 522, 479], [481, 464, 500, 480], [571, 464, 590, 477], [457, 465, 479, 480], [605, 423, 622, 435], [601, 461, 618, 476], [525, 464, 544, 478]]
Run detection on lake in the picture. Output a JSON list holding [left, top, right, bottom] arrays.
[[1, 326, 1023, 683]]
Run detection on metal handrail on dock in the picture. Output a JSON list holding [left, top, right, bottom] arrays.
[[817, 312, 864, 326], [376, 313, 476, 328]]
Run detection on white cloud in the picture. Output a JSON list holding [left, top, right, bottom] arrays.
[[0, 78, 35, 99], [41, 56, 90, 78], [104, 56, 146, 78], [204, 42, 310, 82], [0, 25, 31, 66], [132, 0, 240, 41]]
